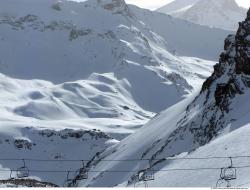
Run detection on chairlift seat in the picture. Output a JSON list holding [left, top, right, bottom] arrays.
[[17, 166, 29, 178], [221, 167, 236, 180], [79, 168, 87, 174], [9, 170, 14, 180]]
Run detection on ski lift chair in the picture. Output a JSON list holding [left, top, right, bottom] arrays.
[[9, 170, 14, 180], [138, 170, 154, 188], [129, 173, 140, 187], [216, 157, 236, 188], [220, 157, 237, 181], [75, 168, 88, 180], [75, 162, 89, 181], [63, 171, 77, 187], [139, 170, 154, 182], [17, 159, 29, 178]]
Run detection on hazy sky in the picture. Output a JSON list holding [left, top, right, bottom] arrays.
[[125, 0, 250, 10]]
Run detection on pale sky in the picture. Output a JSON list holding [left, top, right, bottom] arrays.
[[125, 0, 250, 10]]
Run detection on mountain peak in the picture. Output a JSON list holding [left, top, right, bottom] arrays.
[[197, 0, 243, 13], [157, 0, 247, 30], [98, 0, 125, 8], [208, 0, 239, 7], [96, 0, 132, 16]]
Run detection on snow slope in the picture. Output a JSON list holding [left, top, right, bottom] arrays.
[[157, 0, 247, 31], [80, 8, 250, 188], [0, 72, 154, 137], [130, 4, 229, 61], [142, 124, 250, 187]]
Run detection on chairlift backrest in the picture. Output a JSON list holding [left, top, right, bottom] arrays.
[[75, 162, 89, 180], [222, 167, 237, 180], [17, 166, 29, 178], [9, 170, 14, 180], [76, 169, 88, 180], [17, 159, 29, 178]]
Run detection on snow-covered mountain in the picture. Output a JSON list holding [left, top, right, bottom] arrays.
[[130, 5, 229, 61], [0, 0, 224, 112], [157, 0, 200, 14], [157, 0, 247, 31], [80, 8, 250, 187], [0, 0, 228, 134], [0, 0, 233, 187]]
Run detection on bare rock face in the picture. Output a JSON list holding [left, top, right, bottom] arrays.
[[97, 0, 133, 17], [235, 9, 250, 75], [201, 8, 250, 111], [101, 0, 125, 10], [14, 139, 33, 150], [187, 8, 250, 144], [0, 178, 58, 187]]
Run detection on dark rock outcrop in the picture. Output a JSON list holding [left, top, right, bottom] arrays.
[[97, 0, 133, 17], [0, 178, 58, 187], [188, 8, 250, 144], [14, 139, 33, 150]]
